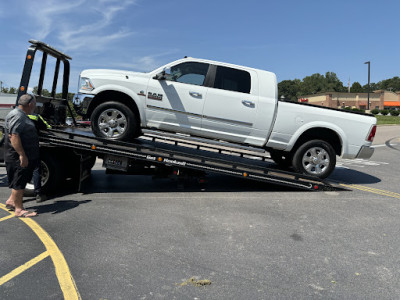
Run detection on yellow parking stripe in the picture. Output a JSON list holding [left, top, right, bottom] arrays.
[[341, 184, 400, 199], [0, 203, 81, 300], [0, 214, 14, 222], [22, 218, 81, 300], [0, 251, 49, 286]]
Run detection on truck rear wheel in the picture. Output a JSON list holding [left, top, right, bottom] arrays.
[[91, 101, 139, 141], [292, 139, 336, 179]]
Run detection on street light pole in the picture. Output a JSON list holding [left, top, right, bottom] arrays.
[[364, 61, 370, 110]]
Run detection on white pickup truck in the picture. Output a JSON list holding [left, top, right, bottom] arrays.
[[73, 57, 376, 178]]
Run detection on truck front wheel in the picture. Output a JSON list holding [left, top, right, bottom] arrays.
[[292, 140, 336, 179], [91, 101, 139, 141]]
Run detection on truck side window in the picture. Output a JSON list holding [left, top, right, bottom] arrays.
[[214, 66, 251, 94], [166, 62, 209, 86]]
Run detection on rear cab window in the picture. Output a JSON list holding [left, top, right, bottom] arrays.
[[214, 66, 251, 94]]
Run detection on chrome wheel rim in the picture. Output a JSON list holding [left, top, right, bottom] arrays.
[[41, 161, 50, 186], [302, 147, 330, 176], [97, 109, 127, 138]]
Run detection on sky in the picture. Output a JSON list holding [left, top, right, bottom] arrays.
[[0, 0, 399, 93]]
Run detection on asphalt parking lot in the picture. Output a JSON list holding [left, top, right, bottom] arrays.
[[1, 125, 399, 299]]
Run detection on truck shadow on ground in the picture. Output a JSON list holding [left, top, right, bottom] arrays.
[[328, 167, 381, 185], [74, 168, 381, 194]]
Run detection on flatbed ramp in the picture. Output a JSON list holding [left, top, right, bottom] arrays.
[[39, 127, 342, 191]]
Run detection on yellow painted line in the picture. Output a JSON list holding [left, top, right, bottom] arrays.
[[0, 214, 14, 222], [0, 203, 81, 300], [341, 184, 400, 199], [0, 251, 49, 285]]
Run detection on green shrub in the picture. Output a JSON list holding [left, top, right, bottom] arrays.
[[352, 108, 365, 113], [390, 110, 400, 116], [371, 109, 380, 115], [380, 109, 389, 116]]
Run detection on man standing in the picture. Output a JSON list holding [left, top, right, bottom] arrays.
[[4, 94, 40, 218], [28, 113, 51, 202]]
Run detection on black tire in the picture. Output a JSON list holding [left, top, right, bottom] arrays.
[[292, 139, 336, 179], [91, 101, 139, 141], [269, 150, 292, 168], [24, 154, 65, 196]]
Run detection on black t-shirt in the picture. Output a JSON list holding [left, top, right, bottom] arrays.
[[4, 107, 40, 162]]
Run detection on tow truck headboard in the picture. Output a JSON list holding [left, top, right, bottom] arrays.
[[17, 40, 73, 125]]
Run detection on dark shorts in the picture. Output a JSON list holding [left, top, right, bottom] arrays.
[[5, 159, 39, 190]]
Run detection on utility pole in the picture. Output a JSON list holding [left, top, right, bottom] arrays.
[[364, 61, 370, 110], [0, 81, 3, 94]]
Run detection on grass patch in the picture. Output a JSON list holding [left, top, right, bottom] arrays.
[[376, 115, 400, 125]]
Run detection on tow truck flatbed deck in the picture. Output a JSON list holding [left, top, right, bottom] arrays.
[[40, 127, 342, 191]]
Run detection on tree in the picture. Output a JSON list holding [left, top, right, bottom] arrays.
[[300, 73, 326, 95], [325, 72, 346, 92], [8, 87, 17, 94], [377, 76, 400, 92], [362, 82, 379, 92], [1, 86, 18, 94], [32, 86, 51, 97], [1, 87, 9, 93], [350, 82, 363, 93], [278, 79, 301, 101]]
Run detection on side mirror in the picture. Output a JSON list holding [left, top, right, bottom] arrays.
[[153, 69, 166, 80]]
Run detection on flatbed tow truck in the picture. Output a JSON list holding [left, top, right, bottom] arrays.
[[1, 40, 342, 193]]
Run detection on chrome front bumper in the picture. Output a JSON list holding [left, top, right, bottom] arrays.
[[73, 93, 94, 116], [356, 145, 374, 159]]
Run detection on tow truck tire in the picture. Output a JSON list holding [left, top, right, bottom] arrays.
[[91, 102, 139, 141], [24, 154, 65, 196], [269, 150, 292, 168], [292, 139, 336, 179]]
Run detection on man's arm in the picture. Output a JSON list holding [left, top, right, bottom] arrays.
[[9, 133, 28, 167]]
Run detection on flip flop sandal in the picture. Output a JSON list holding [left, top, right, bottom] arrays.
[[15, 211, 37, 218], [6, 204, 15, 211]]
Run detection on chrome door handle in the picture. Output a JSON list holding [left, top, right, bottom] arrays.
[[242, 100, 255, 108], [189, 91, 202, 98]]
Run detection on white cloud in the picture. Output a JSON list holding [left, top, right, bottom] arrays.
[[22, 0, 137, 52], [109, 50, 180, 72]]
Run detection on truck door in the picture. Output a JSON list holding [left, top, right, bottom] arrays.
[[146, 62, 210, 134], [201, 65, 260, 145]]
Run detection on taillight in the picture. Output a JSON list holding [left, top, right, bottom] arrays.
[[367, 125, 377, 142]]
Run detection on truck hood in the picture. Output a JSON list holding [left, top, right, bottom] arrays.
[[80, 69, 149, 80]]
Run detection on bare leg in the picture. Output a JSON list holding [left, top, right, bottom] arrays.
[[13, 189, 37, 217], [5, 194, 14, 207]]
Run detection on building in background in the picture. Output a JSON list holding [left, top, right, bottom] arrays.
[[299, 90, 400, 110], [0, 93, 17, 119]]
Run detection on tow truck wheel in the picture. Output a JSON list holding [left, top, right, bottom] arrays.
[[91, 101, 139, 141], [24, 154, 65, 196], [292, 139, 336, 179]]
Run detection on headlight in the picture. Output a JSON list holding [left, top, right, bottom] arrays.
[[80, 77, 95, 91]]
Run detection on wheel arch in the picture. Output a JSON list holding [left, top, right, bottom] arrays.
[[88, 88, 144, 126], [290, 127, 343, 156]]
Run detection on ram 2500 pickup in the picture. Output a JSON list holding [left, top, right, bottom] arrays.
[[73, 57, 376, 178]]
